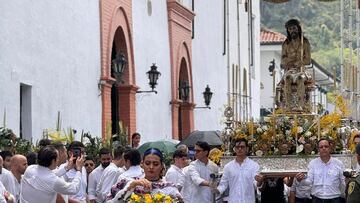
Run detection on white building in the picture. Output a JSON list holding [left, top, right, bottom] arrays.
[[0, 0, 261, 143]]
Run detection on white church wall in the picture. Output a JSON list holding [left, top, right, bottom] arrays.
[[0, 0, 102, 142]]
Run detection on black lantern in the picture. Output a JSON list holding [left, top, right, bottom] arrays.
[[147, 63, 161, 91], [112, 53, 127, 84], [137, 63, 161, 94], [203, 85, 213, 107], [179, 80, 190, 102]]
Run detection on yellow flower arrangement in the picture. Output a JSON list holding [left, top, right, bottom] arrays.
[[348, 130, 360, 152], [335, 95, 350, 117], [209, 148, 224, 165], [127, 193, 177, 203]]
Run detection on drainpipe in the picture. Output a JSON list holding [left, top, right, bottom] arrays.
[[340, 0, 344, 92], [247, 0, 253, 121], [226, 0, 231, 107], [237, 0, 242, 122]]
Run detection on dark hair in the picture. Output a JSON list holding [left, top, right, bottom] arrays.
[[0, 151, 13, 160], [67, 141, 85, 152], [318, 138, 330, 146], [52, 142, 66, 151], [26, 152, 37, 165], [195, 141, 211, 156], [143, 148, 164, 163], [99, 148, 111, 156], [113, 146, 125, 160], [85, 155, 95, 162], [234, 138, 249, 147], [356, 144, 360, 155], [173, 149, 187, 159], [132, 133, 141, 139], [38, 139, 52, 148], [285, 19, 303, 41], [123, 149, 141, 166], [38, 146, 58, 167]]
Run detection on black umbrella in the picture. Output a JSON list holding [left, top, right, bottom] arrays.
[[178, 130, 223, 148]]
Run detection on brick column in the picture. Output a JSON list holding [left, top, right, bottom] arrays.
[[180, 102, 195, 140], [118, 85, 139, 141], [170, 100, 181, 140], [101, 78, 116, 138]]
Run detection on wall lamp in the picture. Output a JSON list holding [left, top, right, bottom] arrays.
[[137, 63, 161, 94]]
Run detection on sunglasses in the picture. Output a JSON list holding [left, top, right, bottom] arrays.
[[85, 163, 94, 167]]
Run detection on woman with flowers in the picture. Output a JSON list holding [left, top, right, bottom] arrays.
[[106, 148, 183, 203]]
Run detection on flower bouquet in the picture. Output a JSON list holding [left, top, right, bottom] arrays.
[[127, 193, 179, 203]]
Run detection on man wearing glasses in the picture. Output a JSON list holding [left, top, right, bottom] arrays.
[[212, 138, 264, 203], [296, 138, 345, 203], [183, 141, 219, 203]]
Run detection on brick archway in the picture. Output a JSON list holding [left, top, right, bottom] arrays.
[[167, 1, 195, 140], [100, 0, 137, 140]]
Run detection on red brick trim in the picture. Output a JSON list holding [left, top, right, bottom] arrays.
[[167, 1, 195, 140], [100, 0, 135, 139]]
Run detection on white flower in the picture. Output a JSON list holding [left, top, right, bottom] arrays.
[[296, 145, 304, 153], [262, 126, 268, 131], [309, 136, 317, 141], [257, 128, 263, 133], [298, 136, 305, 144], [298, 127, 303, 133], [285, 130, 291, 136], [311, 151, 315, 155], [305, 131, 312, 137], [255, 150, 263, 157]]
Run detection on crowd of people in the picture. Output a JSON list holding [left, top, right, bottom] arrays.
[[0, 133, 360, 203]]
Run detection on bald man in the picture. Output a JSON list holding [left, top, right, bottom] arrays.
[[9, 155, 28, 203]]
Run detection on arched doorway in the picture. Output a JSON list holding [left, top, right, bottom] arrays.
[[100, 1, 137, 140]]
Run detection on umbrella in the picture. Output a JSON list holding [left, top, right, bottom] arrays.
[[178, 130, 223, 149], [137, 140, 177, 156]]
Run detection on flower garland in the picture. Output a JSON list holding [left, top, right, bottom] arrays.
[[127, 193, 177, 203]]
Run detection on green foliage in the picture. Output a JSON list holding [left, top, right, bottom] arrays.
[[83, 132, 102, 161], [261, 0, 358, 72], [0, 127, 32, 155]]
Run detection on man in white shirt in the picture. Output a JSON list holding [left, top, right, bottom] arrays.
[[20, 145, 84, 203], [96, 146, 126, 203], [88, 148, 112, 203], [296, 138, 346, 203], [165, 149, 188, 190], [0, 157, 13, 196], [9, 155, 28, 203], [183, 141, 219, 203], [116, 149, 144, 181], [60, 141, 88, 203], [213, 138, 264, 203], [0, 181, 13, 203]]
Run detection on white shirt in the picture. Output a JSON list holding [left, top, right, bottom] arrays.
[[0, 181, 10, 203], [165, 165, 185, 190], [356, 163, 360, 172], [290, 179, 311, 199], [217, 158, 259, 203], [116, 165, 144, 182], [96, 163, 125, 203], [87, 165, 105, 201], [0, 168, 13, 193], [303, 157, 345, 199], [60, 162, 87, 201], [8, 173, 20, 203], [20, 165, 81, 203], [183, 159, 219, 203]]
